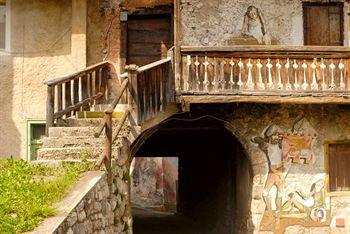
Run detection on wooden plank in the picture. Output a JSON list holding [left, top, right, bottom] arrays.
[[128, 17, 171, 31], [181, 46, 350, 57], [150, 69, 157, 117], [57, 84, 63, 112], [64, 81, 72, 118], [81, 75, 88, 100], [128, 30, 171, 44], [177, 94, 350, 104], [73, 78, 79, 104], [156, 66, 161, 112]]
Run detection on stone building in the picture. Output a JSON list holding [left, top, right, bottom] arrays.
[[1, 0, 350, 233]]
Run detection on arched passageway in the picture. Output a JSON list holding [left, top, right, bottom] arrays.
[[131, 118, 253, 234]]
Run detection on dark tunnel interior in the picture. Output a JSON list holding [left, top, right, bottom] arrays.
[[132, 120, 253, 234]]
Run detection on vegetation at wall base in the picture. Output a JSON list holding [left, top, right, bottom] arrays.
[[0, 158, 91, 233]]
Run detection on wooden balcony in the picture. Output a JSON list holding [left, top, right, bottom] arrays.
[[177, 46, 350, 104]]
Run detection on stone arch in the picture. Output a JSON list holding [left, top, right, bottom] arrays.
[[129, 114, 259, 233]]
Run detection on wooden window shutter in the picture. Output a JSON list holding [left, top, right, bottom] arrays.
[[328, 143, 350, 192]]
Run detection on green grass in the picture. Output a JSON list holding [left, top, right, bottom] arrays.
[[0, 158, 91, 233]]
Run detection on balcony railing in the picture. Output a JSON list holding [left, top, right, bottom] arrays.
[[179, 46, 350, 96]]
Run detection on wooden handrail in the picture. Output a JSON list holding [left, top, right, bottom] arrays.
[[181, 45, 350, 54], [137, 57, 171, 73], [112, 109, 130, 143], [105, 79, 129, 114], [45, 61, 110, 86]]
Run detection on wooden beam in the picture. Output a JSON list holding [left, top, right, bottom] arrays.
[[177, 94, 350, 105]]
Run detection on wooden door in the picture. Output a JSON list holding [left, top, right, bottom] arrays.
[[303, 3, 343, 46], [127, 14, 173, 67]]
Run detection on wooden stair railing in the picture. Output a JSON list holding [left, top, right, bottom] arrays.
[[93, 58, 173, 186], [45, 61, 110, 135]]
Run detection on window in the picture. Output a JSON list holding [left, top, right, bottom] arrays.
[[303, 3, 344, 46], [0, 2, 5, 49], [325, 142, 350, 194]]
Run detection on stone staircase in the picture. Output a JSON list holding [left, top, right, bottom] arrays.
[[37, 109, 134, 163]]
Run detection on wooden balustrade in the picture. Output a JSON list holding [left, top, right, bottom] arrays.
[[45, 61, 110, 134], [128, 58, 172, 124], [180, 46, 350, 95], [92, 58, 173, 186]]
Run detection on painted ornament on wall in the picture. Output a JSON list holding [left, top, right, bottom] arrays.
[[252, 121, 330, 233], [241, 5, 271, 45]]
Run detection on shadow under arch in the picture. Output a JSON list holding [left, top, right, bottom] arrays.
[[130, 114, 255, 234]]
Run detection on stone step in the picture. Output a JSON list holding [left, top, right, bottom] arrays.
[[42, 136, 105, 148], [49, 126, 99, 137], [42, 135, 127, 148], [56, 118, 121, 127], [37, 146, 122, 160], [76, 111, 124, 119], [48, 126, 129, 137], [92, 104, 128, 112]]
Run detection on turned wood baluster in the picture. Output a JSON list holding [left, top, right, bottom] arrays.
[[229, 58, 235, 89], [246, 58, 254, 90], [285, 58, 292, 91], [195, 56, 201, 90], [276, 59, 283, 90], [185, 55, 191, 91], [256, 59, 265, 90], [320, 58, 327, 91], [329, 60, 336, 91], [237, 59, 243, 89], [301, 60, 309, 91], [339, 59, 345, 91], [266, 58, 274, 90], [203, 56, 210, 91], [311, 58, 318, 91], [212, 58, 219, 91], [220, 59, 227, 90], [293, 60, 300, 90]]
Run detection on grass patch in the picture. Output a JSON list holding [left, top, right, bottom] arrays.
[[0, 158, 92, 233]]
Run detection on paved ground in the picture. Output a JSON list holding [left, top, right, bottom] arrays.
[[132, 207, 213, 234]]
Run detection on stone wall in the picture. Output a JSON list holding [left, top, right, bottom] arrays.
[[54, 171, 131, 234], [189, 103, 350, 233], [31, 165, 132, 234], [180, 0, 349, 46]]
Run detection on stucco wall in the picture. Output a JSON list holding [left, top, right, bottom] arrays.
[[190, 104, 350, 233], [0, 0, 86, 159], [180, 0, 349, 46]]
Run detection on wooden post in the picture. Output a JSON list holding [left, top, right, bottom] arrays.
[[46, 85, 54, 136], [126, 65, 140, 125], [104, 113, 113, 187], [101, 66, 109, 103]]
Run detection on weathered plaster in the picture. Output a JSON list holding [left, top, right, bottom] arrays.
[[180, 0, 349, 46], [191, 104, 350, 233], [0, 0, 87, 159]]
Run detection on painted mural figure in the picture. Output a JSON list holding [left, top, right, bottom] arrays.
[[241, 5, 271, 45], [252, 125, 291, 211], [281, 179, 326, 222]]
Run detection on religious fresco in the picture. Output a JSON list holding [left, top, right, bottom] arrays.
[[130, 157, 178, 211], [241, 5, 271, 45], [252, 121, 330, 233]]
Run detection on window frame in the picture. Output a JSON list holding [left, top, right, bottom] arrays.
[[27, 120, 46, 161], [302, 2, 344, 46], [0, 0, 10, 52], [324, 140, 350, 197]]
